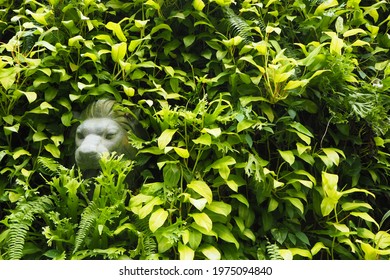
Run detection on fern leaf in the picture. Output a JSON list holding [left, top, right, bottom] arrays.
[[6, 196, 53, 259], [37, 156, 65, 175], [223, 7, 253, 43], [7, 223, 29, 260], [73, 201, 100, 253], [266, 242, 284, 260]]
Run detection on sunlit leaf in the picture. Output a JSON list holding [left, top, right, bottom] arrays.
[[149, 208, 168, 233]]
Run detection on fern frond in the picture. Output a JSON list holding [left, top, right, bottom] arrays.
[[222, 7, 253, 43], [266, 242, 284, 260], [7, 222, 29, 260], [7, 196, 53, 259], [37, 156, 66, 176], [73, 201, 100, 253]]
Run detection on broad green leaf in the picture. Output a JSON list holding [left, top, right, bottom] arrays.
[[12, 148, 31, 160], [322, 148, 341, 166], [240, 228, 255, 241], [158, 129, 177, 150], [111, 42, 127, 62], [321, 197, 338, 216], [350, 212, 379, 229], [230, 194, 249, 207], [149, 208, 168, 233], [4, 124, 20, 135], [187, 180, 212, 204], [200, 245, 221, 260], [189, 198, 208, 211], [206, 201, 232, 216], [156, 235, 173, 253], [206, 156, 236, 180], [360, 242, 378, 260], [325, 31, 344, 55], [22, 91, 37, 103], [341, 188, 375, 197], [284, 79, 307, 90], [44, 144, 60, 158], [283, 197, 304, 214], [134, 19, 149, 29], [207, 156, 236, 170], [163, 163, 180, 187], [191, 212, 212, 232], [33, 131, 48, 142], [173, 147, 189, 158], [331, 222, 350, 233], [289, 248, 312, 259], [138, 197, 164, 219], [113, 224, 137, 235], [314, 0, 338, 15], [311, 242, 329, 256], [201, 127, 221, 138], [188, 229, 202, 249], [342, 202, 373, 211], [375, 231, 390, 249], [178, 242, 194, 260], [68, 35, 84, 48], [233, 216, 245, 232], [322, 172, 339, 198], [268, 198, 279, 212], [278, 150, 295, 166], [237, 119, 256, 132], [192, 133, 212, 145], [343, 28, 367, 37], [213, 223, 239, 249], [183, 35, 196, 47], [290, 122, 314, 137], [106, 21, 127, 42]]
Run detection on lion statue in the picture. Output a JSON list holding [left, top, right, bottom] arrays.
[[75, 99, 145, 171]]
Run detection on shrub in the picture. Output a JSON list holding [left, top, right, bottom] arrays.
[[1, 0, 390, 260]]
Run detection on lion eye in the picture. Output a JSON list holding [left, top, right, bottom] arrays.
[[105, 132, 115, 140], [77, 131, 85, 140]]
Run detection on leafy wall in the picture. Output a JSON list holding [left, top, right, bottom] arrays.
[[1, 0, 390, 259]]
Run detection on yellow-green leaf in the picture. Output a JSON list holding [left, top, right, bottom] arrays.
[[106, 21, 127, 42], [278, 150, 295, 166], [213, 223, 239, 249], [111, 42, 127, 62], [158, 129, 177, 150], [351, 212, 379, 229], [343, 28, 367, 37], [187, 180, 212, 204], [191, 212, 212, 232], [178, 242, 194, 260], [200, 245, 221, 260], [149, 208, 168, 233], [173, 147, 190, 158]]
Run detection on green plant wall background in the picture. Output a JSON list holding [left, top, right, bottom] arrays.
[[1, 0, 390, 260]]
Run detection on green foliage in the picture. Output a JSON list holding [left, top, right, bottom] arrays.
[[1, 0, 390, 260]]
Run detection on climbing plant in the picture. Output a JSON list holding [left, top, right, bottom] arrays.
[[1, 0, 390, 260]]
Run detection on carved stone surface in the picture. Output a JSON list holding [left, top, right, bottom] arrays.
[[74, 99, 137, 170]]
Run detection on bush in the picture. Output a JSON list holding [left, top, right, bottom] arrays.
[[1, 0, 390, 260]]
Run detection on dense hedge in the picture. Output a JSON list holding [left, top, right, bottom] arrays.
[[1, 0, 390, 260]]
